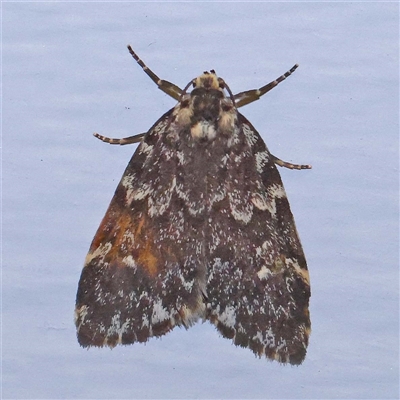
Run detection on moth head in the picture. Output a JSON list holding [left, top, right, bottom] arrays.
[[193, 70, 223, 91], [186, 70, 235, 106]]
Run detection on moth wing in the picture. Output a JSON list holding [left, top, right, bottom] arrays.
[[75, 109, 206, 347], [206, 114, 311, 365]]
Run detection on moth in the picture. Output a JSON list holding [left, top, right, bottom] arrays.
[[75, 45, 311, 365]]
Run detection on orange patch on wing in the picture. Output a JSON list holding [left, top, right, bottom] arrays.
[[135, 215, 146, 236], [137, 240, 159, 276], [134, 215, 160, 276], [87, 203, 161, 276], [89, 202, 127, 250], [86, 211, 132, 262]]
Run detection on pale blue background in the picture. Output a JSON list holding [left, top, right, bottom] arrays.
[[3, 2, 399, 399]]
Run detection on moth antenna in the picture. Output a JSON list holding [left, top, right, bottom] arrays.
[[219, 79, 236, 107], [271, 154, 312, 170], [179, 79, 196, 100], [234, 64, 299, 108], [127, 44, 183, 101], [93, 132, 144, 145]]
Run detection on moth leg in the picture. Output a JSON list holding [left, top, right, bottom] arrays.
[[127, 45, 183, 102], [271, 154, 311, 170], [93, 132, 145, 145], [234, 64, 299, 108]]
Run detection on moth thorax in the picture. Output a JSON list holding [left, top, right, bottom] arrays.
[[194, 73, 221, 90], [190, 120, 217, 141]]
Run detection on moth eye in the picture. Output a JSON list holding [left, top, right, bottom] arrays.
[[210, 69, 216, 74]]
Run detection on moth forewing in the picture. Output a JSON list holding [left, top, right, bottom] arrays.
[[76, 46, 311, 365]]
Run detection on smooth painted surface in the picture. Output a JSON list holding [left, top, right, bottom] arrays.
[[3, 2, 398, 399]]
